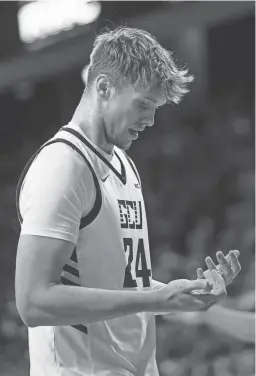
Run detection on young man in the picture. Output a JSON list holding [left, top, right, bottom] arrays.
[[15, 27, 241, 376]]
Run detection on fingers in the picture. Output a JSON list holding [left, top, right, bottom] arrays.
[[228, 250, 241, 278], [216, 251, 229, 268], [228, 249, 240, 259], [203, 249, 241, 286], [197, 268, 204, 279], [225, 249, 240, 266], [205, 256, 217, 271], [216, 251, 233, 284], [217, 250, 241, 285]]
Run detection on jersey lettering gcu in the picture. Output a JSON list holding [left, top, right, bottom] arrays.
[[16, 123, 159, 376]]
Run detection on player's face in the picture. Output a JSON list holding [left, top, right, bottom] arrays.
[[103, 84, 166, 150]]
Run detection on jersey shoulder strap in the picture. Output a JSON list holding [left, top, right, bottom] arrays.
[[16, 138, 102, 229]]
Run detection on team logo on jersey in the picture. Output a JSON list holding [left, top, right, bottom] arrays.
[[118, 200, 143, 229]]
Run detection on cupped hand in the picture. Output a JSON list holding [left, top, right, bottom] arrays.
[[197, 250, 241, 286], [156, 277, 224, 313]]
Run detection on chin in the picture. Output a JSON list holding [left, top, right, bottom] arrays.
[[122, 143, 131, 151], [114, 138, 132, 151], [123, 139, 133, 150]]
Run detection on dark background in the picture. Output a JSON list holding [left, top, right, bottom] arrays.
[[0, 2, 254, 375]]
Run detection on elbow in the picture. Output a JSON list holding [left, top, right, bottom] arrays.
[[15, 294, 40, 328], [16, 302, 38, 328], [15, 285, 57, 327], [24, 313, 39, 328], [21, 315, 38, 328]]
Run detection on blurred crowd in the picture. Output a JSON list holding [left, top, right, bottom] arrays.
[[0, 87, 254, 375], [132, 89, 255, 376]]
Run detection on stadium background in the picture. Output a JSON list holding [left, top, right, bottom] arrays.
[[0, 1, 254, 375]]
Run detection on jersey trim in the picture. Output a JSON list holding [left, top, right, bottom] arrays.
[[54, 139, 102, 230], [63, 264, 79, 278], [16, 138, 102, 229], [60, 246, 88, 335], [60, 276, 80, 286], [70, 247, 78, 262], [71, 324, 88, 334], [15, 137, 101, 337], [61, 126, 127, 185], [122, 151, 141, 187]]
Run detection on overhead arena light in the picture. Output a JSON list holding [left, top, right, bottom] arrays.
[[18, 0, 101, 44]]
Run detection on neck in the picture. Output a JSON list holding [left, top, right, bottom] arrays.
[[71, 94, 114, 155]]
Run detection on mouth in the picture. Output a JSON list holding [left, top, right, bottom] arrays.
[[129, 124, 146, 138], [129, 129, 139, 139]]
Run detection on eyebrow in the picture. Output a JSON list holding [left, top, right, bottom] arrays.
[[143, 97, 157, 104], [145, 97, 156, 104], [145, 97, 166, 106]]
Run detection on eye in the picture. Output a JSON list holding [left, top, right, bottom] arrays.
[[140, 100, 150, 108]]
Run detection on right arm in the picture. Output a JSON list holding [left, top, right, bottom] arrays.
[[16, 143, 157, 327], [15, 235, 157, 327], [16, 235, 217, 327]]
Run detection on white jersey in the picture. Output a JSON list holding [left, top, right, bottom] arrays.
[[16, 122, 159, 376]]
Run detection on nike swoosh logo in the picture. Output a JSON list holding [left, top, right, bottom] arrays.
[[101, 175, 109, 183], [134, 183, 140, 189]]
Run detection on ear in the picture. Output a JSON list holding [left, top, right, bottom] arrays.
[[96, 74, 114, 100]]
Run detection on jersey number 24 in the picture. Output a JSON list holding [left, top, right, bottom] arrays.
[[123, 238, 151, 288]]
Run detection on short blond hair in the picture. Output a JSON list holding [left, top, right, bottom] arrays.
[[86, 26, 194, 104]]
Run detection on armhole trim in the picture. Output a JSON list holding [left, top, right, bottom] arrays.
[[16, 138, 102, 229]]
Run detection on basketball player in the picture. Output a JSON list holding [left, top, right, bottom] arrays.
[[15, 27, 241, 376]]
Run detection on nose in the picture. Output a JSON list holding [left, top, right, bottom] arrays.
[[140, 108, 155, 128], [147, 119, 154, 127], [145, 117, 154, 127], [143, 114, 155, 128], [147, 109, 156, 127]]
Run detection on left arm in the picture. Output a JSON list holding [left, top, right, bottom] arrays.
[[152, 250, 241, 315], [151, 279, 166, 290], [151, 279, 170, 315]]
